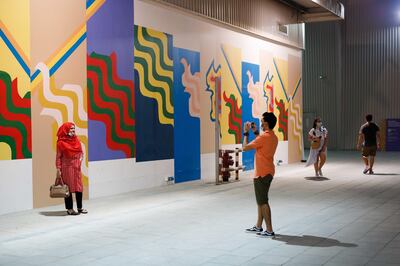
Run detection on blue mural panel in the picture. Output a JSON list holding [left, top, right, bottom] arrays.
[[87, 0, 135, 161], [134, 26, 174, 162], [173, 47, 201, 183], [242, 62, 260, 171]]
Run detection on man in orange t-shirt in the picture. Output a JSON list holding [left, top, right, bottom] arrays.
[[243, 112, 278, 237]]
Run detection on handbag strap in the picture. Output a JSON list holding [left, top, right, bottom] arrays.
[[56, 175, 65, 186]]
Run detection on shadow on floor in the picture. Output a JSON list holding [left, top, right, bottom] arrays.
[[305, 176, 330, 181], [39, 211, 67, 217], [273, 234, 357, 248], [370, 173, 399, 176]]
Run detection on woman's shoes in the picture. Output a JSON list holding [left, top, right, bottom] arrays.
[[78, 208, 88, 214], [66, 209, 88, 215], [67, 209, 79, 215]]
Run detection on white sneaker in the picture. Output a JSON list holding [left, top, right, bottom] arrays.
[[256, 230, 275, 237]]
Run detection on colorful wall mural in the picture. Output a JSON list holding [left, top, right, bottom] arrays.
[[134, 25, 174, 162], [0, 0, 31, 161], [173, 48, 201, 183], [219, 44, 243, 145], [87, 0, 135, 161], [0, 0, 302, 212], [30, 0, 87, 208], [241, 62, 260, 171]]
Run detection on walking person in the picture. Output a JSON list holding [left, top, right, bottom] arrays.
[[306, 117, 328, 177], [56, 122, 88, 215], [243, 112, 278, 237], [357, 114, 381, 174]]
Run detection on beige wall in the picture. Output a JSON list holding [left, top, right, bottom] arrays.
[[30, 0, 87, 208]]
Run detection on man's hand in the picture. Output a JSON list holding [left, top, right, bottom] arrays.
[[244, 122, 251, 133]]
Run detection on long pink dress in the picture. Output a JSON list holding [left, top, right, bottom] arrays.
[[56, 146, 83, 193]]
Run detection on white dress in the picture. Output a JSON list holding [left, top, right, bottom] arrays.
[[306, 127, 328, 167]]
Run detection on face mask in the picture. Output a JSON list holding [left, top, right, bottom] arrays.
[[68, 128, 75, 136]]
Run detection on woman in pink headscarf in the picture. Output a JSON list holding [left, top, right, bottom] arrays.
[[56, 122, 87, 215]]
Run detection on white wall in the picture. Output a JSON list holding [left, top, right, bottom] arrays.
[[89, 159, 174, 199], [201, 153, 216, 183], [0, 159, 32, 215]]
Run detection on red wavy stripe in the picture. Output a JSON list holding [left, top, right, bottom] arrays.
[[11, 78, 30, 108], [275, 99, 288, 138], [224, 103, 241, 133], [87, 70, 134, 142], [10, 78, 31, 152], [223, 92, 242, 127], [88, 109, 132, 156], [266, 85, 274, 112], [110, 53, 135, 115], [87, 70, 135, 146], [223, 92, 242, 142], [0, 80, 32, 134], [87, 55, 134, 127], [87, 71, 133, 143], [0, 125, 23, 159]]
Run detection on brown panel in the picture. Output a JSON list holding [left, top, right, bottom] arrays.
[[30, 0, 87, 208], [288, 54, 303, 163]]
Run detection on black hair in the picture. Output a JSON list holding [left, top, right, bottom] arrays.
[[366, 114, 373, 122], [262, 112, 277, 129], [313, 117, 321, 129]]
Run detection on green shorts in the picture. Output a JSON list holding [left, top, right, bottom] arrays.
[[362, 146, 377, 157], [253, 174, 273, 205]]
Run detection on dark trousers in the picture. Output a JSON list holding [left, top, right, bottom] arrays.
[[64, 192, 83, 210]]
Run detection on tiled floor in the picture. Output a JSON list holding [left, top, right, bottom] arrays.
[[1, 151, 400, 266]]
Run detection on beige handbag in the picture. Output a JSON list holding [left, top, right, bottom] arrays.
[[50, 178, 70, 198], [311, 138, 321, 149]]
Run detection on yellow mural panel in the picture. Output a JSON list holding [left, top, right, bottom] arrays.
[[288, 55, 303, 163], [219, 44, 242, 145], [0, 0, 30, 97], [272, 58, 289, 141]]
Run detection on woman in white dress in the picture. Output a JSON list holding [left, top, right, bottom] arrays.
[[306, 117, 328, 177]]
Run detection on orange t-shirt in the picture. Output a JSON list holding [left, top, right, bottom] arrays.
[[247, 130, 278, 178]]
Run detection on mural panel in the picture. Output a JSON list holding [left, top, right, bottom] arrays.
[[241, 62, 261, 171], [0, 0, 31, 160], [134, 25, 174, 162], [173, 47, 201, 183], [219, 44, 242, 145], [87, 0, 135, 161]]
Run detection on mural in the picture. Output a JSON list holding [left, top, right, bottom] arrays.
[[241, 62, 260, 171], [87, 0, 135, 161], [173, 47, 201, 183], [288, 55, 303, 162], [134, 25, 174, 162], [220, 44, 242, 145], [0, 0, 31, 161], [0, 0, 303, 213], [205, 60, 221, 123], [0, 71, 31, 160], [29, 0, 87, 208]]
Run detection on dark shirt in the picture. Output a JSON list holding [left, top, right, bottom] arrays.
[[360, 122, 380, 147]]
